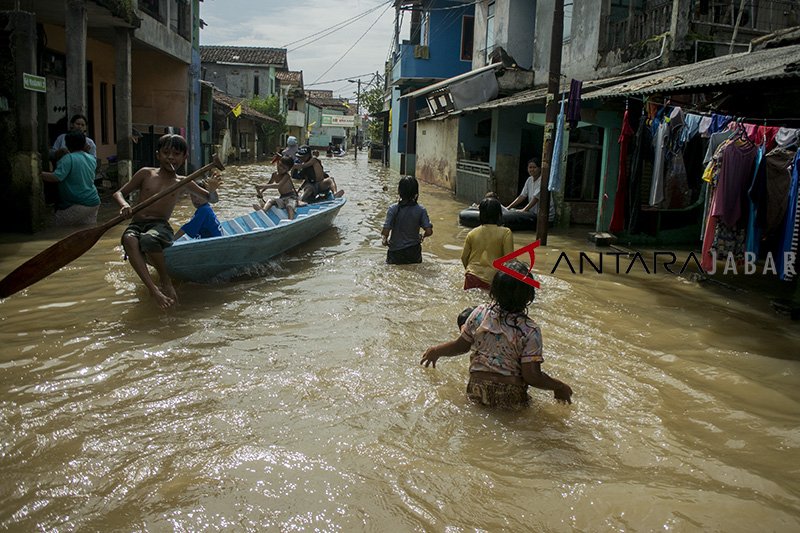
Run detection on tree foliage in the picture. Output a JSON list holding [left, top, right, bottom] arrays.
[[248, 95, 286, 147], [360, 85, 386, 143]]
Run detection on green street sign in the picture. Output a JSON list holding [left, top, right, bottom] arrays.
[[23, 73, 46, 93]]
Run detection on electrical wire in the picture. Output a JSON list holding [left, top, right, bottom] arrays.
[[310, 3, 394, 86], [306, 73, 375, 87], [282, 0, 392, 50]]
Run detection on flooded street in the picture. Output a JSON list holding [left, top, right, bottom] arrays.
[[1, 156, 799, 531]]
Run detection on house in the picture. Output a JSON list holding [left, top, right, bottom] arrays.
[[412, 0, 800, 233], [209, 89, 278, 165], [387, 0, 476, 174], [200, 45, 287, 100], [276, 70, 306, 146], [305, 90, 352, 150], [0, 0, 201, 232]]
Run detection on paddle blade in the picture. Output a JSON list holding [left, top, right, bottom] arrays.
[[0, 225, 107, 299]]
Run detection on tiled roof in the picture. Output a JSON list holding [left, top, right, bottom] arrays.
[[276, 70, 303, 87], [212, 90, 278, 123], [200, 46, 287, 68], [306, 90, 333, 99]]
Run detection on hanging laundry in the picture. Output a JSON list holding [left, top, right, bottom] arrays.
[[566, 79, 582, 129], [549, 95, 566, 192], [609, 107, 635, 233], [744, 146, 765, 256], [680, 113, 703, 145], [778, 151, 800, 280], [698, 115, 713, 138], [708, 113, 733, 135], [649, 116, 669, 206], [764, 147, 796, 239], [775, 127, 800, 148]]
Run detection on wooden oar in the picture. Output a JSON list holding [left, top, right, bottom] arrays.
[[0, 155, 225, 299]]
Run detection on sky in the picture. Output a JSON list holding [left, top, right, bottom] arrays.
[[199, 0, 402, 100]]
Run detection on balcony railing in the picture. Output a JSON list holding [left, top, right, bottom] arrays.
[[286, 110, 305, 128], [607, 1, 672, 51], [606, 0, 800, 52]]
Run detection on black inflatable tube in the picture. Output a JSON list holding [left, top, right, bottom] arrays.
[[458, 207, 538, 231]]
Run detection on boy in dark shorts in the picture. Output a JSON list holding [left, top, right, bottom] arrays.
[[112, 134, 218, 309]]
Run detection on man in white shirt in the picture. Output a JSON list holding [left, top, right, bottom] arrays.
[[505, 157, 556, 221]]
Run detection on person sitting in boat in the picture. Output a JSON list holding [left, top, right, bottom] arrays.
[[293, 145, 344, 202], [282, 136, 299, 160], [505, 157, 556, 222], [326, 143, 334, 157], [254, 156, 302, 220], [174, 173, 223, 239]]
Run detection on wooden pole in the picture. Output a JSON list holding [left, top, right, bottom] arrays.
[[536, 1, 564, 246]]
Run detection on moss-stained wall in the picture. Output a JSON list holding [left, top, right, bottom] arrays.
[[415, 116, 459, 191]]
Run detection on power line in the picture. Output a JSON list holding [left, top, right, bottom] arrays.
[[282, 0, 392, 50], [306, 73, 375, 87], [310, 3, 393, 86]]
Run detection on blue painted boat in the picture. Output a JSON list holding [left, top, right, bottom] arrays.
[[164, 196, 346, 282]]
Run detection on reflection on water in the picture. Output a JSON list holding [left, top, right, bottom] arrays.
[[1, 157, 799, 530]]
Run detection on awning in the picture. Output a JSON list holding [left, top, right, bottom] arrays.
[[399, 62, 503, 101], [456, 72, 649, 113]]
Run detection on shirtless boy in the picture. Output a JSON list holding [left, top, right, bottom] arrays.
[[112, 134, 216, 309], [292, 145, 344, 202], [253, 156, 303, 220]]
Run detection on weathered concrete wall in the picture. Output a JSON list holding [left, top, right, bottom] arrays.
[[474, 0, 536, 70], [135, 11, 191, 63], [535, 0, 604, 82], [202, 64, 277, 99], [1, 11, 46, 232], [502, 0, 536, 69], [132, 49, 188, 129], [415, 116, 460, 191]]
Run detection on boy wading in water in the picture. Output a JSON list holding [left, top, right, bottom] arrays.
[[113, 134, 217, 309]]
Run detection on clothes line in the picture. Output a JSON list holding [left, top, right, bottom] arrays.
[[619, 94, 800, 125]]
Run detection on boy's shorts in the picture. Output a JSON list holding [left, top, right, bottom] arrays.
[[274, 192, 298, 211], [122, 219, 174, 253]]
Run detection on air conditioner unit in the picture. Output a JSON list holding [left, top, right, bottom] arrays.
[[413, 45, 430, 59]]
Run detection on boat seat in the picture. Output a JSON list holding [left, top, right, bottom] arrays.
[[221, 219, 246, 236], [250, 209, 276, 228], [269, 206, 289, 221]]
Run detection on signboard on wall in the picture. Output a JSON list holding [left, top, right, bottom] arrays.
[[321, 114, 355, 128], [23, 73, 46, 93]]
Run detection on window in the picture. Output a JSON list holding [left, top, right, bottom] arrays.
[[254, 74, 260, 96], [461, 15, 474, 61], [485, 2, 495, 64], [140, 0, 160, 20], [563, 0, 573, 42]]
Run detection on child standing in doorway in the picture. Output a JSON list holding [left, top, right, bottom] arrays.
[[381, 176, 433, 264], [112, 134, 218, 310], [420, 261, 573, 409], [461, 197, 514, 290]]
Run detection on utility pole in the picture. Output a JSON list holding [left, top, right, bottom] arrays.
[[352, 78, 361, 159], [536, 1, 564, 246]]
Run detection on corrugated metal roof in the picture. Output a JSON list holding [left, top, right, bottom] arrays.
[[584, 43, 800, 100], [457, 72, 647, 113], [200, 46, 288, 68]]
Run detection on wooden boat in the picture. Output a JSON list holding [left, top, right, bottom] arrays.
[[164, 196, 346, 282], [458, 205, 538, 231]]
